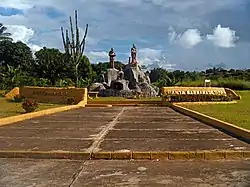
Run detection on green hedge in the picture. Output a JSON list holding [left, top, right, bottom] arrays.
[[170, 94, 232, 102]]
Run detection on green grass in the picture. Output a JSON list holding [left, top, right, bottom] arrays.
[[90, 96, 161, 101], [181, 91, 250, 130], [0, 97, 64, 118]]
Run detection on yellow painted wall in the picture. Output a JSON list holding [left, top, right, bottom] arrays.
[[162, 86, 227, 96], [5, 87, 20, 99], [20, 86, 87, 104]]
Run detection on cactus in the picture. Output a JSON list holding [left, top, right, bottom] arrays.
[[61, 10, 88, 87]]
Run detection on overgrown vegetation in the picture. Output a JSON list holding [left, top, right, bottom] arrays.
[[1, 19, 250, 92]]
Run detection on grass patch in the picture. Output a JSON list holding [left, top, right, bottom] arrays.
[[0, 97, 64, 118], [90, 96, 161, 101], [181, 91, 250, 130]]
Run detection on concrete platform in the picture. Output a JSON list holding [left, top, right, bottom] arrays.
[[0, 107, 249, 153], [0, 158, 249, 187]]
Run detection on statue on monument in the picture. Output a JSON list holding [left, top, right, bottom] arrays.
[[109, 48, 116, 69], [131, 44, 137, 65]]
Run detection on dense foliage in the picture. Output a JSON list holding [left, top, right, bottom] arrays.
[[1, 39, 250, 91]]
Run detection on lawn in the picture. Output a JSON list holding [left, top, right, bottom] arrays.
[[181, 91, 250, 130], [0, 97, 64, 118], [90, 96, 161, 101]]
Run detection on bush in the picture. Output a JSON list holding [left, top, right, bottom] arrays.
[[13, 94, 24, 102], [67, 98, 75, 105], [170, 94, 232, 102], [22, 99, 38, 113]]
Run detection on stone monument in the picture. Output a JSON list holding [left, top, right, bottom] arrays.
[[89, 45, 158, 98]]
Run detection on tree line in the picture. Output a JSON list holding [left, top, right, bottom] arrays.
[[1, 19, 250, 91]]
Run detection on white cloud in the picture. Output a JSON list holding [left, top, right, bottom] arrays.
[[168, 27, 202, 48], [6, 25, 34, 43], [169, 25, 239, 49], [85, 51, 108, 63], [207, 25, 239, 48], [6, 25, 42, 52], [178, 29, 202, 48], [137, 48, 175, 70]]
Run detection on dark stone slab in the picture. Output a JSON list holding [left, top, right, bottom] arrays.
[[0, 128, 102, 139], [99, 138, 250, 151], [0, 138, 93, 151], [115, 122, 215, 130], [105, 129, 234, 139]]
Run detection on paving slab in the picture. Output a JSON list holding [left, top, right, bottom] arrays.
[[0, 106, 249, 153], [1, 158, 249, 187], [0, 107, 123, 152], [72, 160, 250, 187], [0, 137, 93, 151], [99, 138, 249, 151], [99, 107, 250, 152], [115, 121, 215, 130], [0, 159, 81, 187]]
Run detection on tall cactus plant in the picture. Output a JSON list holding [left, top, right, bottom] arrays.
[[61, 10, 88, 87]]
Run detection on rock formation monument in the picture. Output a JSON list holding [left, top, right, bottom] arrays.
[[89, 44, 158, 98]]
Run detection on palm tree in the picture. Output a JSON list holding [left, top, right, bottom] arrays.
[[0, 23, 13, 41]]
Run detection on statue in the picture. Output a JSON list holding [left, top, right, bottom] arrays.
[[109, 48, 116, 69], [117, 67, 124, 80], [131, 44, 137, 65]]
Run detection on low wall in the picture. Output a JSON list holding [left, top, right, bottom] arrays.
[[20, 86, 87, 105], [162, 86, 227, 96]]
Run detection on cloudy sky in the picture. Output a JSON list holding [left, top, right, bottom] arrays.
[[0, 0, 249, 70]]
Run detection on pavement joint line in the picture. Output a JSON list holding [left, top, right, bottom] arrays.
[[109, 129, 219, 131], [0, 137, 96, 140], [68, 162, 88, 187], [0, 150, 249, 160], [0, 137, 237, 141], [86, 107, 126, 153]]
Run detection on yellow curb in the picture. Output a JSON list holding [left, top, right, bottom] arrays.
[[169, 152, 189, 160], [85, 104, 112, 107], [174, 101, 237, 105], [0, 151, 15, 158], [243, 151, 250, 158], [172, 104, 250, 143], [132, 152, 151, 159], [91, 152, 111, 159], [204, 151, 225, 160], [188, 151, 205, 160], [150, 152, 169, 160], [225, 151, 243, 159], [0, 104, 84, 127], [111, 151, 132, 159], [69, 152, 91, 160], [0, 151, 249, 160]]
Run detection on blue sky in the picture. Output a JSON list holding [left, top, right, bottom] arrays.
[[0, 0, 249, 70]]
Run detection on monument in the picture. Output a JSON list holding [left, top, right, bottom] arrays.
[[131, 44, 137, 65], [88, 44, 158, 98], [109, 48, 116, 69]]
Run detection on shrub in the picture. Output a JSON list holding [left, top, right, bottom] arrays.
[[67, 98, 75, 105], [170, 94, 232, 102], [13, 94, 24, 102], [22, 99, 38, 113]]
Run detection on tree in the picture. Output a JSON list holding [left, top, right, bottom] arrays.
[[0, 40, 33, 71], [92, 61, 125, 80], [33, 47, 69, 85], [0, 23, 13, 41], [61, 10, 88, 87]]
